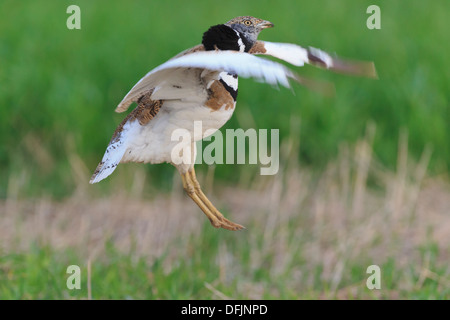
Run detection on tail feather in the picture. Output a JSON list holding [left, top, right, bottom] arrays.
[[89, 120, 137, 184], [89, 138, 127, 184]]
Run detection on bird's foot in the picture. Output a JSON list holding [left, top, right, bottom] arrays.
[[209, 215, 245, 231]]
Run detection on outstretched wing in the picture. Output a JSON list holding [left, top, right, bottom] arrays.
[[249, 41, 378, 78], [116, 50, 304, 113], [116, 41, 376, 113]]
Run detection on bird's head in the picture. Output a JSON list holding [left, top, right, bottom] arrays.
[[202, 16, 273, 52], [225, 16, 274, 44]]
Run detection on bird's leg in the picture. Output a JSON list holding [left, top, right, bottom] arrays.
[[180, 171, 222, 228], [187, 168, 244, 231]]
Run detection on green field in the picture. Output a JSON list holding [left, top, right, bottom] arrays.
[[0, 0, 449, 299]]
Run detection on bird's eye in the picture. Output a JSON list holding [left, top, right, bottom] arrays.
[[244, 20, 252, 26]]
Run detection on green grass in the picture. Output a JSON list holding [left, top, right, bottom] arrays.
[[1, 0, 449, 197], [1, 228, 448, 299]]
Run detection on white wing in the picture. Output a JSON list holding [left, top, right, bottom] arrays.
[[116, 51, 299, 113], [256, 41, 377, 78], [258, 41, 310, 67]]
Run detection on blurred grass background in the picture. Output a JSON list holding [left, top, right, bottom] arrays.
[[1, 0, 449, 197], [0, 0, 449, 299]]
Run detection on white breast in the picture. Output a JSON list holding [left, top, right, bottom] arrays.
[[121, 99, 236, 165]]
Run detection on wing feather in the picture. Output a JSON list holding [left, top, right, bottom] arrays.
[[252, 41, 377, 79], [115, 51, 299, 113]]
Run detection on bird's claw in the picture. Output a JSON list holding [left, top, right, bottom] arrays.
[[210, 216, 245, 231]]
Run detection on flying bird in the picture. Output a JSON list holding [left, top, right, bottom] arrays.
[[90, 16, 376, 231]]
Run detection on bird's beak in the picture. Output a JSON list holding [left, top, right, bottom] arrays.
[[258, 20, 274, 29]]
